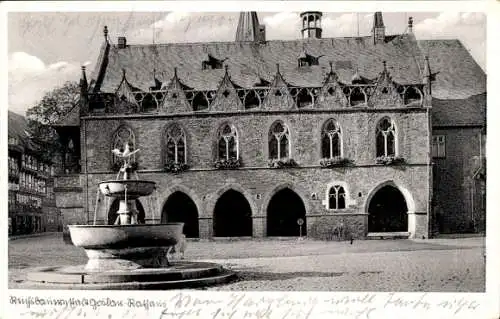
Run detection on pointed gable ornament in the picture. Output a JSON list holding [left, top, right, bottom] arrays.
[[160, 67, 192, 114], [321, 61, 348, 108], [113, 69, 139, 114], [210, 65, 243, 112], [80, 66, 89, 115], [368, 61, 403, 108], [264, 63, 295, 110]]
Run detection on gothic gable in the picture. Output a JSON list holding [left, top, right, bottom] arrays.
[[160, 68, 192, 114], [319, 63, 348, 108], [111, 70, 139, 114], [368, 62, 403, 108], [210, 66, 243, 112], [263, 64, 295, 110]]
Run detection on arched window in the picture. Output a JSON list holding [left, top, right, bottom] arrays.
[[112, 126, 136, 165], [328, 185, 346, 209], [165, 124, 187, 164], [321, 119, 342, 159], [217, 124, 238, 161], [269, 121, 290, 160], [376, 118, 396, 157]]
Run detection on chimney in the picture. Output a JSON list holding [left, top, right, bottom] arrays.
[[258, 24, 266, 42], [372, 12, 385, 44], [118, 36, 127, 49], [408, 16, 414, 33], [300, 11, 322, 39]]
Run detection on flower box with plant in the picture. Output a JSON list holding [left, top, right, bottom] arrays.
[[375, 156, 406, 165], [268, 158, 298, 169], [164, 161, 189, 173], [214, 157, 241, 170], [320, 157, 353, 168]]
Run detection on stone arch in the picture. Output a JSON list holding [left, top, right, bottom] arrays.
[[161, 191, 199, 238], [260, 183, 311, 215], [264, 184, 308, 236], [364, 180, 415, 233], [159, 184, 203, 218], [206, 183, 258, 218], [213, 189, 253, 237]]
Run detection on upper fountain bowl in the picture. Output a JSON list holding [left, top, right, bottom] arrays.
[[99, 180, 156, 199]]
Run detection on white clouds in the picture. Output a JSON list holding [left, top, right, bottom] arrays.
[[128, 12, 238, 43], [414, 12, 485, 69], [322, 13, 372, 38], [8, 12, 486, 115], [8, 52, 85, 115], [9, 52, 46, 72], [416, 12, 485, 34]]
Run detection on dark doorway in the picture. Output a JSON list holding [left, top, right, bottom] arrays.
[[161, 191, 199, 238], [368, 185, 408, 232], [267, 188, 306, 236], [213, 190, 252, 237], [108, 199, 145, 225]]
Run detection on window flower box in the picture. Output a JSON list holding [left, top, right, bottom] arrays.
[[375, 156, 406, 165], [268, 158, 297, 169], [111, 161, 139, 172], [164, 161, 189, 174], [214, 158, 241, 170], [320, 157, 354, 168]]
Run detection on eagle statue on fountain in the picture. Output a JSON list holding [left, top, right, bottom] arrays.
[[112, 143, 140, 180]]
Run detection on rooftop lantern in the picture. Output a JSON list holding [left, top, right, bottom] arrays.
[[300, 11, 323, 39]]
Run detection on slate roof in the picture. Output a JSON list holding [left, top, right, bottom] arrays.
[[431, 93, 486, 127], [8, 111, 36, 151], [53, 104, 80, 127], [78, 17, 487, 130], [418, 39, 486, 99], [89, 34, 485, 104], [91, 34, 425, 94]]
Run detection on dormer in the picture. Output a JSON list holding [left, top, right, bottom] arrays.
[[202, 54, 225, 70], [298, 51, 320, 67]]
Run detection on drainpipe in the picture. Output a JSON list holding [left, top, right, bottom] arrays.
[[83, 118, 89, 225], [427, 100, 432, 238]]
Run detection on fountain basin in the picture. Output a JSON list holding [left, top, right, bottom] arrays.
[[68, 223, 184, 249], [68, 223, 184, 271], [98, 180, 156, 199]]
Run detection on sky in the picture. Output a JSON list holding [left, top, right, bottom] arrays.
[[7, 11, 486, 115]]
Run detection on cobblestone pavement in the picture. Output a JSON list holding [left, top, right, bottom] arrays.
[[9, 234, 485, 291]]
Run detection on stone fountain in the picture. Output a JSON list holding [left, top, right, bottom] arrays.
[[24, 145, 235, 289]]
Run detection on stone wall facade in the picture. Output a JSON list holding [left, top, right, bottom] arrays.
[[55, 107, 432, 239], [432, 126, 485, 233]]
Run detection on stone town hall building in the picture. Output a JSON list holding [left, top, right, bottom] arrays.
[[54, 12, 486, 240]]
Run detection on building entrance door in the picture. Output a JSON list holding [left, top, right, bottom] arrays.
[[213, 190, 252, 237], [161, 191, 199, 238], [368, 185, 408, 232], [267, 188, 306, 236]]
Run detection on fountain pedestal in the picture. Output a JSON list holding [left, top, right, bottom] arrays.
[[114, 199, 139, 225], [85, 247, 171, 271], [23, 149, 235, 289]]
